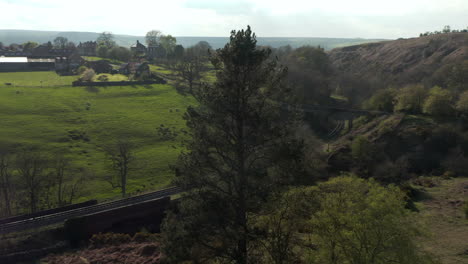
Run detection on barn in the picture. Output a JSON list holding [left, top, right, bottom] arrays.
[[0, 57, 29, 71], [0, 56, 55, 72]]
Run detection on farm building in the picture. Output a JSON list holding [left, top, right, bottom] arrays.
[[0, 56, 55, 72], [77, 41, 97, 56], [55, 53, 85, 73], [119, 62, 150, 76], [85, 60, 113, 74], [0, 57, 28, 71]]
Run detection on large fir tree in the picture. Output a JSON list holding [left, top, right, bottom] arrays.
[[162, 26, 304, 264]]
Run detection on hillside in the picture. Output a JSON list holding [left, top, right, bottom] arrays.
[[328, 33, 468, 86], [0, 71, 195, 203], [0, 29, 386, 50]]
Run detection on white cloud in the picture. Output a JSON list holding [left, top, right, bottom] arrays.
[[0, 0, 467, 38]]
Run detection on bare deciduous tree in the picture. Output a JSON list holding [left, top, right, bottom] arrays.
[[16, 151, 48, 213], [176, 54, 203, 94], [105, 140, 135, 197], [0, 148, 13, 216]]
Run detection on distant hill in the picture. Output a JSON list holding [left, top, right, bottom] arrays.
[[0, 29, 386, 50], [328, 33, 468, 86]]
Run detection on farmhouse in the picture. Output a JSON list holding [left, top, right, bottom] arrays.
[[130, 40, 147, 55], [131, 41, 161, 59], [86, 60, 113, 74], [77, 41, 97, 56], [55, 53, 85, 73], [119, 62, 150, 76]]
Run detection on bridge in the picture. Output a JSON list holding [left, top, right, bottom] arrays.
[[0, 186, 181, 235]]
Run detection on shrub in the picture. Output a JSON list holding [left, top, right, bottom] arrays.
[[81, 69, 96, 82], [456, 90, 468, 115], [307, 176, 435, 264], [363, 88, 396, 112], [423, 86, 454, 116], [97, 75, 109, 82], [395, 84, 427, 114], [77, 66, 88, 75]]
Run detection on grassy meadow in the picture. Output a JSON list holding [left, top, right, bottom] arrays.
[[0, 71, 195, 202]]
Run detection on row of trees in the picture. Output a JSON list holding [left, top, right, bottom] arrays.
[[420, 25, 468, 37], [159, 27, 434, 264], [0, 37, 76, 52], [364, 84, 468, 117], [0, 140, 136, 217], [0, 148, 87, 216]]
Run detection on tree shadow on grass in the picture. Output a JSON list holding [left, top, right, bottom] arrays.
[[84, 86, 100, 93]]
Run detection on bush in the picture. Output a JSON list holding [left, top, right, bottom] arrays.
[[97, 75, 109, 82], [77, 66, 88, 75], [456, 90, 468, 115], [89, 232, 132, 248], [306, 176, 435, 264], [80, 69, 96, 82], [423, 86, 454, 116], [395, 84, 427, 114], [363, 88, 396, 112]]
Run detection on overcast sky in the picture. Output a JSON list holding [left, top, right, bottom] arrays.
[[1, 0, 467, 39]]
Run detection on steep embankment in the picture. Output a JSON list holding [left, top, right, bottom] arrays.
[[329, 33, 468, 86]]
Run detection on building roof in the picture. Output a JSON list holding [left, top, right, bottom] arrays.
[[0, 57, 28, 63], [28, 58, 55, 63]]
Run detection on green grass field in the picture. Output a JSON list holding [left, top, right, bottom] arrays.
[[0, 72, 78, 87], [0, 71, 195, 202]]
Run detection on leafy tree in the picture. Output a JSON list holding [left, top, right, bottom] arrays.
[[306, 176, 435, 264], [161, 26, 303, 264], [456, 90, 468, 115], [394, 84, 427, 114], [108, 46, 132, 62], [96, 45, 108, 58], [423, 86, 454, 116], [443, 25, 451, 33], [282, 46, 332, 104], [22, 41, 38, 51], [173, 44, 185, 60], [191, 41, 213, 59], [363, 88, 396, 112], [145, 30, 161, 46], [254, 188, 317, 264], [160, 35, 177, 56], [53, 36, 69, 49], [97, 31, 116, 49]]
